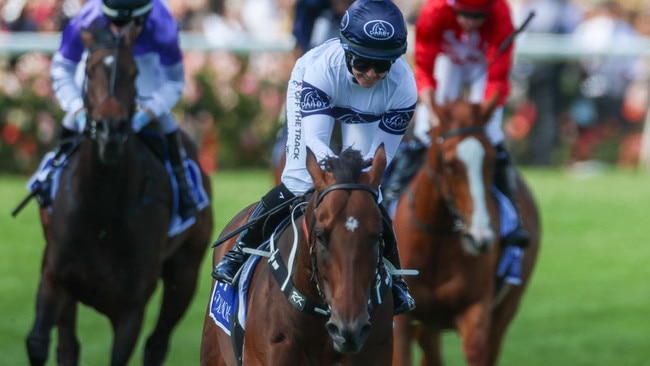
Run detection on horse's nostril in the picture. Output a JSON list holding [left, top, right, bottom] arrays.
[[358, 322, 371, 344], [325, 321, 339, 338]]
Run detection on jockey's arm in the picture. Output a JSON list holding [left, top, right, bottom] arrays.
[[139, 61, 184, 119], [303, 113, 336, 163]]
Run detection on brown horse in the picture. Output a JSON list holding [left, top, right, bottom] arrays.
[[201, 146, 394, 365], [391, 98, 540, 366], [26, 24, 213, 366]]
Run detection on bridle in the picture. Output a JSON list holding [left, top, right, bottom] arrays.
[[268, 183, 389, 317], [309, 183, 386, 315], [314, 183, 378, 208], [409, 126, 486, 235], [84, 34, 134, 143]]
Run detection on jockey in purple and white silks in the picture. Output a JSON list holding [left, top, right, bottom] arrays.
[[42, 0, 196, 220], [212, 0, 417, 315]]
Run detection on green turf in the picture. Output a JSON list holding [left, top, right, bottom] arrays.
[[1, 168, 649, 365]]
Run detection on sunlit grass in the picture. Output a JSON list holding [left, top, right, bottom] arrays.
[[1, 168, 649, 365]]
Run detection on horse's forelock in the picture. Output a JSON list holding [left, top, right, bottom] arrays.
[[320, 148, 365, 183], [84, 20, 117, 47]]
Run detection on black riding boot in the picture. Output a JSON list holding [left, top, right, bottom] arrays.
[[494, 144, 530, 248], [379, 204, 416, 315], [381, 139, 427, 209], [166, 131, 197, 221], [212, 183, 296, 285]]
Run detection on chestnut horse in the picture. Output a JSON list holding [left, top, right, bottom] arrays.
[[392, 98, 540, 366], [201, 146, 394, 365], [26, 25, 213, 365]]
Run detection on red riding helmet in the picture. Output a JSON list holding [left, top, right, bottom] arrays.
[[448, 0, 496, 13]]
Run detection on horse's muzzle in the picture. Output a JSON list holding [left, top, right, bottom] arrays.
[[99, 134, 128, 165], [461, 231, 494, 255], [325, 317, 371, 354]]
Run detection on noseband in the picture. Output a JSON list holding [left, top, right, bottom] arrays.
[[411, 126, 486, 234]]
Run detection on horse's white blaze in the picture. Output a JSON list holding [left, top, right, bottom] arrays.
[[457, 138, 494, 244], [345, 216, 359, 232]]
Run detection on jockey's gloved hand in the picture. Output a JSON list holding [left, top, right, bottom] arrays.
[[74, 110, 86, 131], [132, 110, 151, 132]]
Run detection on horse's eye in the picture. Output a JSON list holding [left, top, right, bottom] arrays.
[[445, 161, 460, 174], [315, 230, 328, 250]]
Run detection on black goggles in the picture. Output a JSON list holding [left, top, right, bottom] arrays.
[[350, 55, 394, 74], [454, 10, 487, 19]]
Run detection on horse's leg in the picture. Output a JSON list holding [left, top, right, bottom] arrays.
[[200, 303, 223, 366], [487, 284, 527, 366], [56, 301, 80, 366], [415, 325, 443, 366], [392, 314, 415, 366], [26, 271, 67, 366], [455, 302, 491, 366], [110, 308, 145, 366], [144, 245, 204, 366]]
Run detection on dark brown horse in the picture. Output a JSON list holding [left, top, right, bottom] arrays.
[[392, 98, 540, 366], [26, 25, 213, 366], [201, 146, 394, 365]]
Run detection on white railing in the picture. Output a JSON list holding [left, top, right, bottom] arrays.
[[1, 31, 649, 170], [1, 32, 650, 58]]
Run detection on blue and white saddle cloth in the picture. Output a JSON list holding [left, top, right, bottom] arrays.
[[27, 151, 209, 237], [208, 245, 264, 335]]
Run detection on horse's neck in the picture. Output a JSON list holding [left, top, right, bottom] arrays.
[[284, 214, 322, 300]]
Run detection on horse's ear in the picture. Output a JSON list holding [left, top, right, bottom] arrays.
[[480, 91, 500, 126], [431, 101, 444, 124], [81, 29, 95, 49], [123, 23, 140, 48], [306, 147, 327, 192], [366, 144, 386, 190]]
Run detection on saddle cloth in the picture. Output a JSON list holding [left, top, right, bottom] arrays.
[[27, 152, 209, 237]]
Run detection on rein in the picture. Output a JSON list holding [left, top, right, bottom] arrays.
[[409, 126, 485, 235]]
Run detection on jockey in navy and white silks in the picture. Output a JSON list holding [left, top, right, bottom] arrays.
[[281, 38, 416, 195], [39, 0, 197, 220], [212, 0, 417, 315]]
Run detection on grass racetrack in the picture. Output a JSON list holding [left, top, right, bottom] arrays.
[[1, 168, 649, 365]]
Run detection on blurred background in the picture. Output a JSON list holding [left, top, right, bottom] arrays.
[[0, 0, 648, 176], [0, 1, 648, 364]]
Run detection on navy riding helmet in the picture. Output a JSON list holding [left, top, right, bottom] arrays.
[[102, 0, 153, 25], [339, 0, 408, 60]]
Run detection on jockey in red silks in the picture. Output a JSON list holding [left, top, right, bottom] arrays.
[[383, 0, 530, 248]]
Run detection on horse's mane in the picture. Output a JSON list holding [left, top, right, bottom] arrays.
[[319, 148, 367, 184]]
